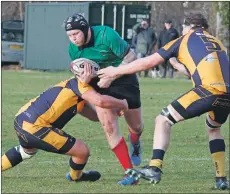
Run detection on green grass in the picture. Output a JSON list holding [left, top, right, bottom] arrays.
[[1, 70, 229, 193]]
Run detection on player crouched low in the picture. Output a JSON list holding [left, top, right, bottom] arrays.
[[1, 62, 128, 184]]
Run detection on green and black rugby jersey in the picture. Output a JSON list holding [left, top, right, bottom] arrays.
[[68, 26, 130, 68]]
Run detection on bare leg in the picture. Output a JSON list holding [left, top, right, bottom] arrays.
[[66, 139, 90, 180], [2, 146, 37, 171], [95, 106, 133, 170], [124, 107, 143, 166], [152, 115, 171, 150], [124, 107, 143, 136], [206, 117, 225, 178], [149, 104, 184, 168], [95, 107, 121, 148]]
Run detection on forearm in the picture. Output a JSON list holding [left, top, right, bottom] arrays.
[[114, 49, 137, 79], [117, 58, 151, 75], [115, 53, 164, 76], [169, 57, 190, 77], [82, 90, 126, 110], [99, 95, 126, 109]]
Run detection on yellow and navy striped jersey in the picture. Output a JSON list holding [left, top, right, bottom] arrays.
[[16, 77, 93, 129], [157, 29, 229, 93]]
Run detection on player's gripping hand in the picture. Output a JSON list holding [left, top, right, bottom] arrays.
[[97, 66, 118, 79], [76, 63, 94, 84], [97, 76, 115, 88], [97, 66, 119, 88]]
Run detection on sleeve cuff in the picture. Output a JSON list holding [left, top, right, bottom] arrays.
[[157, 49, 170, 60]]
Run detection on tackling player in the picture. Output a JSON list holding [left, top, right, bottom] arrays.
[[98, 13, 229, 190], [64, 13, 144, 185], [1, 64, 128, 183]]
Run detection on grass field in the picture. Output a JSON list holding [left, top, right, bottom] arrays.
[[1, 70, 229, 193]]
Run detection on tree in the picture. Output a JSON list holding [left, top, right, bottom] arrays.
[[215, 2, 229, 51], [215, 2, 229, 28]]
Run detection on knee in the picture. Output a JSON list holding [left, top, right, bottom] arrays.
[[158, 107, 178, 125], [130, 122, 144, 133], [155, 114, 169, 125], [206, 128, 224, 140], [79, 142, 90, 158], [75, 140, 90, 159], [206, 128, 221, 136], [84, 146, 90, 159], [18, 145, 37, 160], [206, 115, 221, 132]]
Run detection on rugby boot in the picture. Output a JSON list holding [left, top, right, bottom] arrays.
[[66, 171, 101, 182], [125, 166, 162, 185], [117, 174, 139, 185], [215, 177, 229, 190]]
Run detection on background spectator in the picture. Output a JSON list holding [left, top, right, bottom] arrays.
[[132, 19, 157, 77], [158, 19, 179, 78]]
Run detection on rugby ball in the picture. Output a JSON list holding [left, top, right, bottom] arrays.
[[70, 58, 100, 78]]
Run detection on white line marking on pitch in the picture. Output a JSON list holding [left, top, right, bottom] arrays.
[[21, 157, 229, 165]]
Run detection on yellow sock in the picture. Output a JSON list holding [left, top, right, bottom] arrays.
[[2, 154, 13, 171], [211, 151, 225, 177], [70, 167, 83, 180], [149, 159, 163, 169]]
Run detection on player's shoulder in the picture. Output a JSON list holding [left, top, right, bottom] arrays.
[[65, 77, 90, 88], [202, 30, 221, 42], [188, 29, 221, 44], [189, 29, 211, 38], [91, 26, 106, 42], [104, 25, 118, 35], [92, 25, 116, 35], [67, 77, 78, 86], [92, 25, 106, 31], [61, 77, 83, 95], [92, 25, 120, 45]]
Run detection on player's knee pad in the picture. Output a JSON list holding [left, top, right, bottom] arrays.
[[160, 107, 177, 125], [15, 145, 37, 160], [206, 115, 221, 130]]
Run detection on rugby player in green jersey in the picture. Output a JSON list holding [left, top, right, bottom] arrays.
[[64, 13, 144, 185]]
